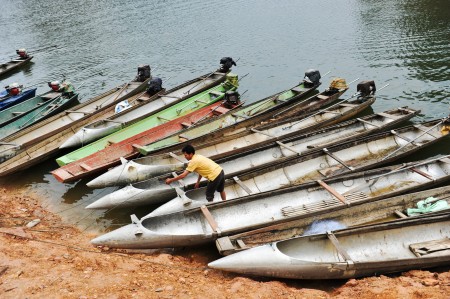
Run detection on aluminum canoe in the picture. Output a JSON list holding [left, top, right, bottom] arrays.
[[84, 104, 412, 209], [209, 210, 450, 279], [87, 81, 358, 188], [0, 88, 37, 111], [134, 116, 447, 215], [59, 70, 230, 149], [0, 69, 150, 162], [51, 101, 243, 183], [0, 56, 33, 78], [90, 155, 450, 249], [0, 91, 79, 140], [55, 74, 238, 166], [216, 184, 450, 256]]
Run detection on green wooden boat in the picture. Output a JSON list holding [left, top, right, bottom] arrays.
[[55, 74, 239, 166], [136, 73, 333, 156], [0, 90, 61, 127], [0, 91, 79, 139]]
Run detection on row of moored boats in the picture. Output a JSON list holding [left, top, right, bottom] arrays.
[[1, 55, 450, 280]]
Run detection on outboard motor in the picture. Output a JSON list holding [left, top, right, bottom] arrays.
[[146, 77, 163, 96], [357, 80, 376, 97], [48, 81, 62, 92], [223, 91, 240, 108], [303, 69, 321, 87], [219, 57, 237, 73], [16, 48, 29, 59], [135, 65, 151, 82], [5, 83, 22, 96]]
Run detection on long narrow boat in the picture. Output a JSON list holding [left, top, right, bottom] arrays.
[[0, 63, 231, 176], [90, 155, 450, 249], [134, 77, 349, 157], [52, 72, 325, 183], [209, 211, 450, 279], [0, 91, 79, 139], [0, 53, 33, 78], [60, 62, 235, 148], [89, 94, 410, 189], [0, 66, 151, 163], [88, 113, 443, 211], [0, 89, 66, 127], [0, 87, 37, 111], [50, 97, 243, 183], [215, 185, 450, 256], [55, 73, 239, 167]]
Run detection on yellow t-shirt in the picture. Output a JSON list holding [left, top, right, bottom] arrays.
[[186, 154, 222, 181]]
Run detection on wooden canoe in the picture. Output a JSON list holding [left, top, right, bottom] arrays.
[[0, 72, 150, 162], [55, 74, 239, 167], [59, 71, 231, 149], [0, 88, 37, 111], [0, 92, 79, 140], [209, 210, 450, 279], [0, 67, 228, 176], [216, 184, 450, 256], [51, 100, 243, 183], [90, 155, 450, 249], [135, 79, 349, 156], [0, 56, 33, 78]]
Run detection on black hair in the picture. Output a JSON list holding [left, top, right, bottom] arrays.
[[182, 144, 195, 154]]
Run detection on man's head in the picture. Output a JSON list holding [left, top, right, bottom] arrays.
[[182, 144, 195, 160]]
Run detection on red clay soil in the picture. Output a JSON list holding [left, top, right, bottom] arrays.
[[1, 186, 449, 299]]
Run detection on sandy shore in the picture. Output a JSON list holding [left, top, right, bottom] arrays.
[[1, 186, 449, 298]]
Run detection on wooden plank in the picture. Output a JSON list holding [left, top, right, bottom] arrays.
[[231, 113, 248, 119], [327, 231, 353, 261], [356, 117, 381, 128], [394, 210, 408, 218], [79, 163, 92, 171], [439, 157, 450, 164], [131, 144, 145, 151], [322, 148, 354, 170], [276, 141, 301, 155], [233, 176, 253, 195], [216, 237, 236, 251], [181, 122, 192, 128], [168, 152, 185, 163], [317, 95, 329, 100], [291, 86, 305, 93], [172, 172, 185, 187], [200, 205, 221, 234], [250, 128, 274, 138], [174, 186, 191, 205], [178, 134, 190, 140], [410, 167, 434, 180], [414, 124, 441, 139], [317, 180, 349, 205], [236, 239, 248, 249], [390, 130, 412, 142], [377, 112, 399, 120], [339, 103, 357, 108]]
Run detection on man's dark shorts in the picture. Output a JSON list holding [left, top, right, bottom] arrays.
[[205, 170, 225, 202]]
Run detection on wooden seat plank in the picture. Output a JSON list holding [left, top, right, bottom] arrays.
[[200, 205, 221, 234], [327, 231, 353, 262], [233, 176, 253, 195], [322, 148, 354, 170], [317, 180, 349, 205]]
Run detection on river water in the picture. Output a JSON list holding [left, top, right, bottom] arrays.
[[0, 0, 449, 238]]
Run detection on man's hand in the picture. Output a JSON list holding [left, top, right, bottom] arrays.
[[165, 178, 172, 185], [194, 182, 200, 189]]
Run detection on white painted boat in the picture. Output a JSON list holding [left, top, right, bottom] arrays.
[[209, 211, 450, 279], [85, 107, 426, 210], [90, 155, 450, 249]]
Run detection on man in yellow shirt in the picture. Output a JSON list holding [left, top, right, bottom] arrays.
[[165, 144, 226, 202]]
